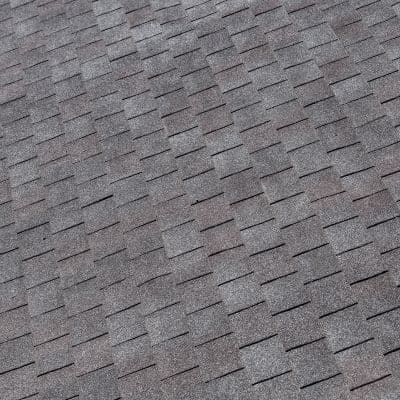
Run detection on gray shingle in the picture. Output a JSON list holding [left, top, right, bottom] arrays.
[[2, 0, 400, 398]]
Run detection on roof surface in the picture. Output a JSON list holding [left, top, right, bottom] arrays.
[[1, 0, 400, 399]]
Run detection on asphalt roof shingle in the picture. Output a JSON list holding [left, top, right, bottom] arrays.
[[2, 0, 400, 399]]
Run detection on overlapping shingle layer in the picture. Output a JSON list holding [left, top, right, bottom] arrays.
[[1, 0, 400, 399]]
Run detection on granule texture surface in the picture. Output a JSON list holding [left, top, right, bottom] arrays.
[[1, 0, 400, 399]]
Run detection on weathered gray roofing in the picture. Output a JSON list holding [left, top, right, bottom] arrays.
[[1, 0, 400, 399]]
